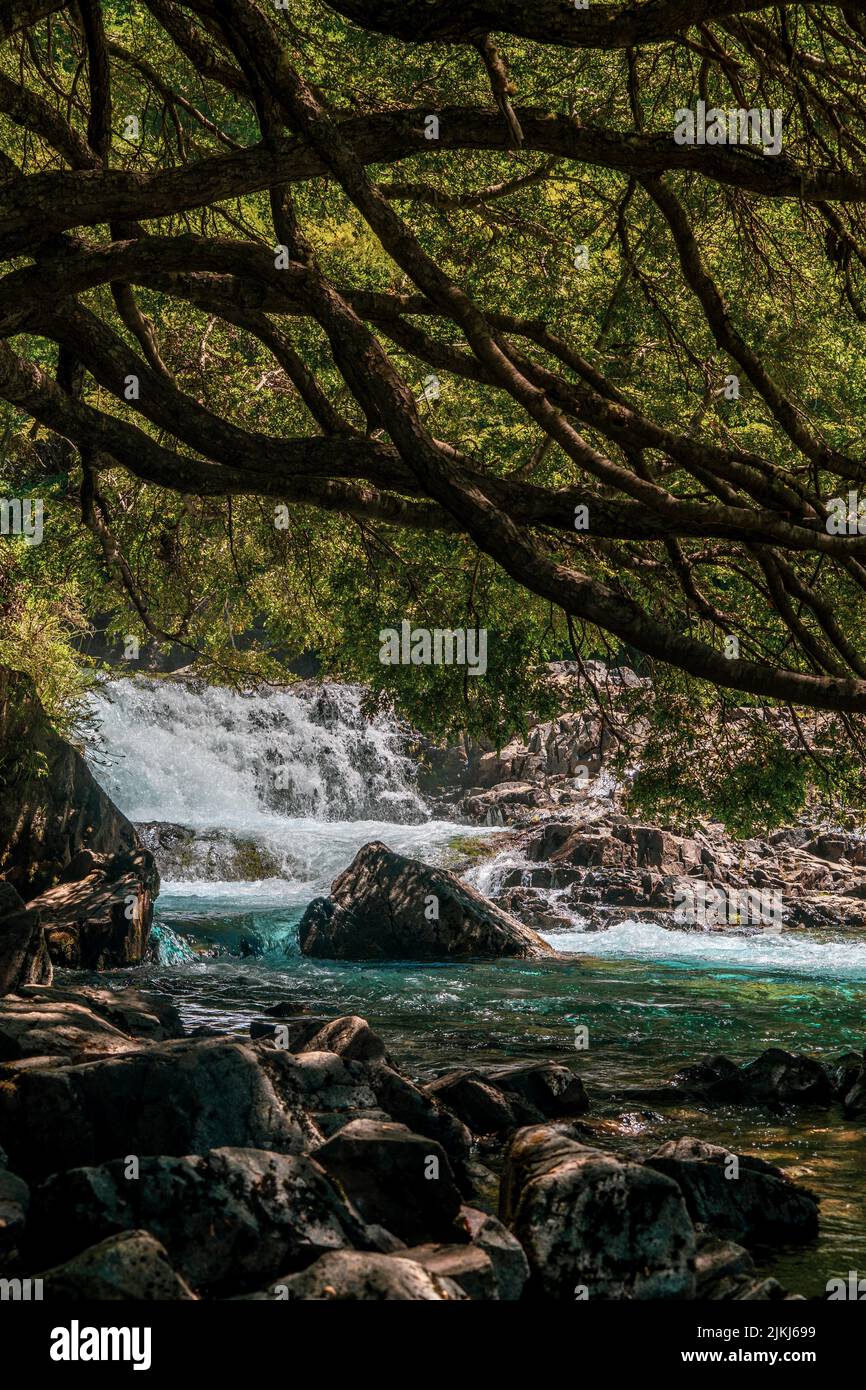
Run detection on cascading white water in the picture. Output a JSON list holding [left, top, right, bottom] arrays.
[[84, 677, 480, 894]]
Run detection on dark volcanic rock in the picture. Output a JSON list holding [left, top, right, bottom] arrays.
[[314, 1118, 463, 1244], [28, 1148, 377, 1293], [0, 1036, 320, 1180], [485, 1060, 589, 1118], [502, 1124, 695, 1300], [298, 841, 554, 961], [393, 1243, 498, 1299], [646, 1137, 819, 1248], [37, 1230, 196, 1301], [457, 1206, 529, 1301]]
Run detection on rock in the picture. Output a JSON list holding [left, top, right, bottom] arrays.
[[37, 1230, 196, 1301], [485, 1060, 589, 1118], [739, 1048, 833, 1108], [694, 1235, 759, 1299], [0, 994, 147, 1062], [457, 1206, 529, 1301], [365, 1063, 472, 1172], [28, 1148, 377, 1293], [298, 841, 554, 961], [425, 1070, 520, 1135], [502, 1125, 695, 1299], [136, 822, 283, 882], [254, 1250, 467, 1300], [264, 1049, 382, 1136], [646, 1137, 819, 1247], [29, 847, 160, 969], [393, 1243, 497, 1299], [0, 882, 51, 995], [672, 1055, 745, 1103], [0, 1165, 29, 1257], [828, 1052, 864, 1102], [14, 984, 184, 1041], [314, 1119, 463, 1244], [290, 1015, 388, 1062], [0, 667, 140, 899], [0, 1036, 320, 1180]]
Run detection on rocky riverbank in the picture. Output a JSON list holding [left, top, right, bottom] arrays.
[[2, 978, 852, 1301]]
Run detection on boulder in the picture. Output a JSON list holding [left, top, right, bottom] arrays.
[[28, 1148, 377, 1293], [0, 1036, 320, 1180], [12, 983, 184, 1042], [646, 1137, 819, 1247], [314, 1119, 463, 1244], [365, 1063, 472, 1171], [502, 1125, 695, 1300], [254, 1250, 467, 1300], [288, 1014, 388, 1063], [298, 841, 554, 961], [0, 994, 148, 1062], [37, 1230, 196, 1301], [0, 881, 51, 995], [29, 847, 160, 969], [0, 667, 140, 899]]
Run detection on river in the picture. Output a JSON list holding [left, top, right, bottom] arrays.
[[81, 676, 866, 1298]]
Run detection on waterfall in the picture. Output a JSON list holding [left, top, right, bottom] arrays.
[[82, 677, 471, 891]]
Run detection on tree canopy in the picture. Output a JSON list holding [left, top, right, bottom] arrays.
[[2, 0, 866, 824]]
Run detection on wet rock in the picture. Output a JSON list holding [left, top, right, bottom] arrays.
[[289, 1014, 388, 1063], [646, 1137, 819, 1248], [254, 1250, 467, 1300], [485, 1060, 589, 1118], [0, 882, 51, 995], [694, 1234, 760, 1299], [739, 1049, 833, 1108], [29, 1148, 375, 1293], [136, 822, 284, 882], [31, 847, 160, 970], [37, 1230, 196, 1301], [502, 1124, 695, 1300], [457, 1206, 529, 1301], [298, 841, 554, 961], [425, 1070, 520, 1135], [0, 1036, 320, 1180], [672, 1055, 746, 1103], [314, 1119, 463, 1244]]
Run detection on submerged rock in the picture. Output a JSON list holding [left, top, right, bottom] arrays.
[[298, 841, 554, 960], [646, 1137, 819, 1248]]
